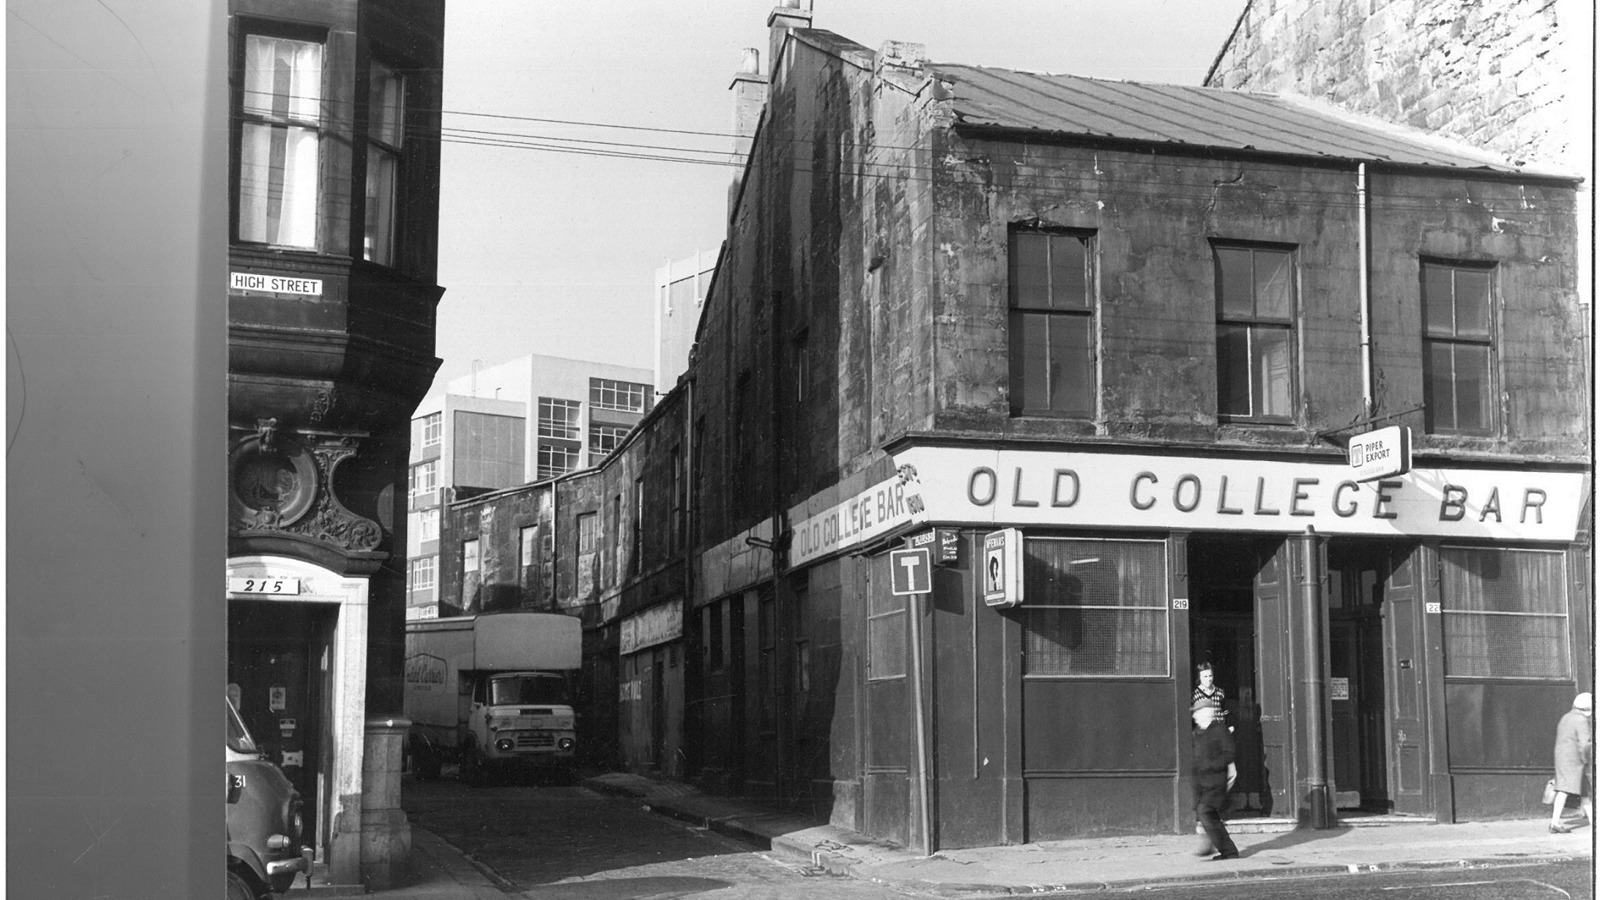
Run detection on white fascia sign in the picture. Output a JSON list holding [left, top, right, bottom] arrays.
[[619, 598, 683, 656], [1347, 425, 1411, 483], [789, 470, 929, 567], [889, 446, 1585, 543]]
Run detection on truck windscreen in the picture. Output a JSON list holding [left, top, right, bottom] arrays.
[[489, 675, 570, 706]]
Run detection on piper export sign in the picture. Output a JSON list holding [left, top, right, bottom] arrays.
[[1348, 425, 1411, 483], [890, 446, 1585, 543], [230, 271, 323, 297]]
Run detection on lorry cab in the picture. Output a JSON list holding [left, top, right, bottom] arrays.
[[226, 698, 310, 898], [462, 670, 578, 783]]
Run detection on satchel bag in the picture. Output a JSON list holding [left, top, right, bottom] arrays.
[[1542, 778, 1557, 805]]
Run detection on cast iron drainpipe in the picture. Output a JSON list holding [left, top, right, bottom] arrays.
[[1298, 528, 1334, 827]]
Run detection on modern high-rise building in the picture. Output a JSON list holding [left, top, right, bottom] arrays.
[[406, 354, 654, 620]]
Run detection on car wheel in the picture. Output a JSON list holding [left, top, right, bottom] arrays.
[[226, 870, 259, 900]]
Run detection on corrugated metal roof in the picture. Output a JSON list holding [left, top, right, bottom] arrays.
[[927, 64, 1563, 178]]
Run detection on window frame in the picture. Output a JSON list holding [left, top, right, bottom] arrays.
[[1020, 536, 1171, 680], [407, 556, 435, 595], [1213, 242, 1299, 424], [1007, 226, 1098, 418], [234, 25, 328, 250], [363, 59, 406, 267], [420, 412, 442, 448], [1421, 259, 1498, 436], [588, 423, 629, 461], [537, 398, 582, 441], [590, 378, 649, 413], [1438, 545, 1571, 681], [462, 538, 480, 575]]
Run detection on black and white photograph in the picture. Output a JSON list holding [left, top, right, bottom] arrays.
[[7, 1, 1597, 898]]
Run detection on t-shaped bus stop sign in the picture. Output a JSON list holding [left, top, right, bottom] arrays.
[[889, 547, 932, 595]]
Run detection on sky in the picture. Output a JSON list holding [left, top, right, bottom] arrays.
[[425, 0, 1250, 406]]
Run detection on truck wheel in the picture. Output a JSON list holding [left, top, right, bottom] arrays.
[[418, 744, 442, 781], [226, 870, 260, 900], [462, 745, 489, 787]]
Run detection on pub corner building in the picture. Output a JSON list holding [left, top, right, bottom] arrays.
[[680, 16, 1596, 855]]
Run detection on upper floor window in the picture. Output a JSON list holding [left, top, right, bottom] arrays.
[[538, 398, 581, 440], [537, 443, 580, 480], [1215, 245, 1295, 421], [364, 62, 405, 267], [407, 557, 435, 595], [576, 511, 598, 555], [520, 525, 538, 568], [590, 378, 649, 413], [420, 412, 442, 448], [588, 424, 629, 461], [417, 507, 439, 542], [1009, 228, 1095, 417], [463, 538, 480, 575], [1422, 261, 1495, 434], [238, 34, 324, 248], [409, 460, 438, 502]]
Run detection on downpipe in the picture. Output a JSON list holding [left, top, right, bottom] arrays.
[[1298, 530, 1334, 828]]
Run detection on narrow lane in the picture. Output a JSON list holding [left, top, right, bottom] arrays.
[[402, 778, 934, 899]]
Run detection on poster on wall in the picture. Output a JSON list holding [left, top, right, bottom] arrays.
[[982, 528, 1023, 608]]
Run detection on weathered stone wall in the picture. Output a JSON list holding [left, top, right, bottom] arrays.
[[1206, 0, 1577, 171]]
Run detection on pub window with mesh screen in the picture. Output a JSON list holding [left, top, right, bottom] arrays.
[[1440, 546, 1570, 679], [867, 580, 907, 681], [1022, 538, 1169, 677]]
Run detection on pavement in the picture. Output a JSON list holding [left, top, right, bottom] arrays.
[[294, 771, 1595, 897]]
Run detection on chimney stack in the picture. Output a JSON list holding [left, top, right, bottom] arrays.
[[729, 48, 769, 215], [767, 0, 814, 81]]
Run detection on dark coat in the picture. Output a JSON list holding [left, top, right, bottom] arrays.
[[1192, 721, 1235, 809], [1553, 709, 1592, 794]]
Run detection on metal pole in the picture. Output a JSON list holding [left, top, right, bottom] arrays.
[[1298, 531, 1333, 827], [908, 591, 934, 856]]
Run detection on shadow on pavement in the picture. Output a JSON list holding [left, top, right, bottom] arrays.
[[1240, 824, 1353, 857], [517, 876, 732, 898]]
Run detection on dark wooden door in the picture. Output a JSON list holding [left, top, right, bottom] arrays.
[[1253, 540, 1292, 818], [1382, 547, 1430, 816]]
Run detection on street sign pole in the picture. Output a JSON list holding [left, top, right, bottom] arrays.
[[908, 586, 933, 857]]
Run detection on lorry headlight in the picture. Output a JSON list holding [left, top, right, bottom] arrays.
[[558, 738, 575, 751], [495, 738, 514, 752]]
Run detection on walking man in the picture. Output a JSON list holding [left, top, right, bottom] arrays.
[[1192, 696, 1238, 860]]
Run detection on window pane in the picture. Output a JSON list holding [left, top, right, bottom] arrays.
[[1423, 341, 1455, 431], [1049, 234, 1089, 310], [1011, 232, 1050, 308], [1421, 264, 1455, 337], [364, 146, 398, 265], [1024, 608, 1169, 676], [1253, 326, 1292, 417], [1440, 547, 1569, 678], [239, 122, 319, 247], [244, 36, 322, 121], [1217, 324, 1251, 415], [368, 64, 405, 147], [868, 612, 906, 679], [1453, 269, 1491, 338], [1010, 310, 1049, 412], [1254, 250, 1293, 319], [1216, 247, 1253, 317], [1452, 343, 1490, 431], [1048, 314, 1093, 416]]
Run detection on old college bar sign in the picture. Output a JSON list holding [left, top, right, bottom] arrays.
[[889, 446, 1585, 543]]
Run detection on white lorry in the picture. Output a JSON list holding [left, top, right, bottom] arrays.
[[404, 611, 582, 784]]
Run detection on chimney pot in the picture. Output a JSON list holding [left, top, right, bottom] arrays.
[[740, 47, 761, 75]]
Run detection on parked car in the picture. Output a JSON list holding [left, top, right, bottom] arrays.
[[226, 697, 309, 899]]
